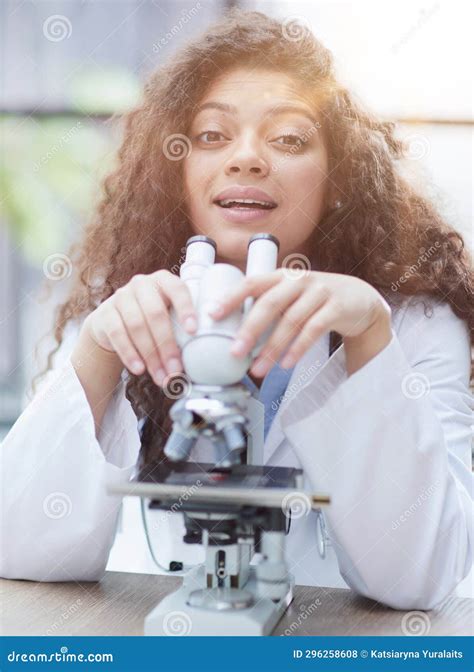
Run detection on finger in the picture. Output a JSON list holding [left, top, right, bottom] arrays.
[[133, 281, 183, 381], [152, 270, 197, 334], [103, 308, 146, 376], [114, 289, 167, 384], [250, 289, 330, 376], [207, 272, 282, 320], [230, 277, 303, 358], [279, 302, 338, 368]]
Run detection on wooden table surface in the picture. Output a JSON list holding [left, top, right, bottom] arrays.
[[1, 571, 472, 636]]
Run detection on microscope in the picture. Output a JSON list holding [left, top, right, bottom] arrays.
[[107, 233, 330, 636]]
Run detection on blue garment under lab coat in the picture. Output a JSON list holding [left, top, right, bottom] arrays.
[[242, 364, 295, 441]]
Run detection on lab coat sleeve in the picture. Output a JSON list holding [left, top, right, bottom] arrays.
[[0, 327, 141, 582], [280, 299, 473, 610]]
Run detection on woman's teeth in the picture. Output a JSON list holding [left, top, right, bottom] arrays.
[[216, 198, 276, 209]]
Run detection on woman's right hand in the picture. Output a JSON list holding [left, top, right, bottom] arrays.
[[82, 270, 197, 386]]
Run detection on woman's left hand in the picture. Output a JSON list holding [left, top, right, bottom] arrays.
[[207, 269, 393, 377]]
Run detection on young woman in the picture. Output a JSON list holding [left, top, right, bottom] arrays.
[[1, 10, 472, 611]]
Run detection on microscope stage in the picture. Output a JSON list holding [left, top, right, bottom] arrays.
[[107, 460, 330, 512], [138, 460, 303, 490]]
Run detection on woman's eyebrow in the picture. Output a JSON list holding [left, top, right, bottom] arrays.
[[194, 101, 318, 125]]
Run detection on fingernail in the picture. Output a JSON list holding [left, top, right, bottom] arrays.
[[207, 300, 224, 317], [166, 357, 182, 375], [130, 360, 144, 374], [251, 359, 268, 376], [153, 368, 166, 385], [230, 338, 248, 357], [184, 316, 197, 333]]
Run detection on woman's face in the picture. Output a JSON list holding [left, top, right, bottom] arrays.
[[183, 68, 330, 270]]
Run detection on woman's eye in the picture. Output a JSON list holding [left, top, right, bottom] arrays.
[[196, 131, 227, 144], [274, 134, 307, 149]]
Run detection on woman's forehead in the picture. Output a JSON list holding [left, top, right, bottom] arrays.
[[200, 68, 307, 102], [192, 70, 319, 124]]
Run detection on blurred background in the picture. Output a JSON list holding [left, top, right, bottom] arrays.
[[1, 0, 472, 587]]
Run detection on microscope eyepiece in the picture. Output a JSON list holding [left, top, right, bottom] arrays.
[[248, 233, 280, 250], [185, 235, 217, 250]]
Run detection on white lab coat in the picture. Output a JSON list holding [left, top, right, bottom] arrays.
[[1, 294, 472, 610]]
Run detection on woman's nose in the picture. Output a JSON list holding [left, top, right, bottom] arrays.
[[224, 141, 270, 177]]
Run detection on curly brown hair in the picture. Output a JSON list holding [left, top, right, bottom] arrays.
[[40, 9, 473, 466]]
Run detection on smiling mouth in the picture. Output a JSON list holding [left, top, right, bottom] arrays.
[[214, 198, 277, 210]]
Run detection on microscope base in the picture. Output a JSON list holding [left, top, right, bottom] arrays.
[[144, 564, 294, 636]]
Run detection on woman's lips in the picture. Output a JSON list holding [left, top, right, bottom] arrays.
[[213, 203, 276, 223]]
